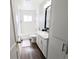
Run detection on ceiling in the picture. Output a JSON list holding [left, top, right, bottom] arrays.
[[14, 0, 50, 10]]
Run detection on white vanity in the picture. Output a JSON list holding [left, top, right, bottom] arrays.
[[36, 31, 49, 58]]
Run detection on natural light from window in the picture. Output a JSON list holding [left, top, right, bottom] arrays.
[[24, 15, 32, 22]]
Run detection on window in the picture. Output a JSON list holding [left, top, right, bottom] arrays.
[[24, 15, 32, 22]]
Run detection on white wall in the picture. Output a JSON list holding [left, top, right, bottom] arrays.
[[36, 0, 51, 31], [47, 6, 51, 28], [36, 2, 46, 31], [19, 10, 37, 37]]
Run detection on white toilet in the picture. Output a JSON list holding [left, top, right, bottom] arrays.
[[30, 34, 37, 43]]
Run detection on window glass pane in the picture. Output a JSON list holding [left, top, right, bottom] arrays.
[[24, 15, 32, 22]]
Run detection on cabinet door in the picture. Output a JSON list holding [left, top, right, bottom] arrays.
[[37, 35, 43, 51], [42, 39, 47, 57], [39, 36, 43, 51], [43, 46, 46, 57], [47, 37, 65, 59], [36, 35, 39, 45]]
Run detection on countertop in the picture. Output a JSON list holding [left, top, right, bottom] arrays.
[[37, 31, 49, 39]]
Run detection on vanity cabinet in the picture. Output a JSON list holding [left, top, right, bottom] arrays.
[[36, 31, 48, 58]]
